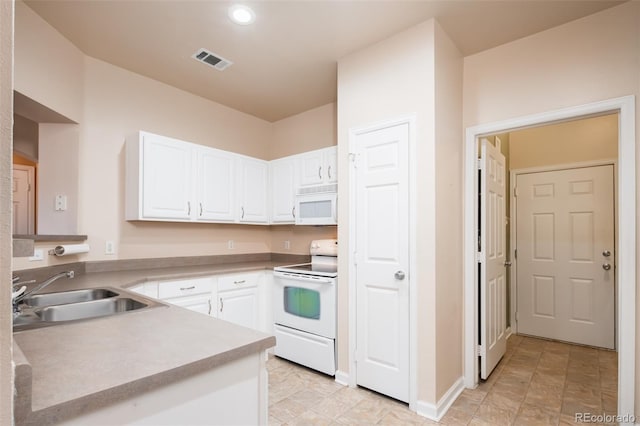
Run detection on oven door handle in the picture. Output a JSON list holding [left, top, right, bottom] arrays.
[[274, 273, 333, 284]]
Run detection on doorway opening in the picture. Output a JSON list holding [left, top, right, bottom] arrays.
[[464, 96, 635, 417]]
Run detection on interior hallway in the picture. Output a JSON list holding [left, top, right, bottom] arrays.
[[267, 335, 618, 425]]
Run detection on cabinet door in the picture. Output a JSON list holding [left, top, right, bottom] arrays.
[[298, 150, 324, 187], [167, 294, 213, 316], [324, 146, 337, 184], [270, 157, 297, 223], [142, 134, 193, 220], [197, 148, 235, 222], [218, 287, 258, 329], [237, 157, 268, 223]]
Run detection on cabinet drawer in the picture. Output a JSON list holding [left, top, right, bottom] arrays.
[[217, 272, 261, 292], [158, 277, 215, 299]]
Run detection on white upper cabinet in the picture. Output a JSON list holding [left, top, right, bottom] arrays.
[[237, 156, 269, 224], [196, 147, 235, 222], [127, 131, 193, 221], [270, 156, 297, 224], [127, 130, 335, 225], [298, 146, 337, 187]]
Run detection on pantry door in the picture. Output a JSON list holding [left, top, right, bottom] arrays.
[[479, 139, 507, 380], [354, 121, 410, 403], [516, 165, 615, 349]]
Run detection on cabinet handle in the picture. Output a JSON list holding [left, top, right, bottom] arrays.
[[328, 165, 331, 179], [241, 206, 245, 219], [234, 280, 246, 285], [292, 206, 295, 218], [187, 201, 191, 215], [199, 202, 203, 217], [180, 286, 196, 291], [220, 297, 223, 312], [318, 166, 322, 180], [208, 299, 212, 316]]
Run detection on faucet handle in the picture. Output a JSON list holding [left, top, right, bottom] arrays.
[[12, 285, 27, 301]]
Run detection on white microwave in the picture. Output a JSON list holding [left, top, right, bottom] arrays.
[[295, 184, 337, 225]]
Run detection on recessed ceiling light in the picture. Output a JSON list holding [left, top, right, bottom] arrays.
[[228, 5, 255, 25]]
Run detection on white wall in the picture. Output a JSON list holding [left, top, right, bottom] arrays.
[[509, 113, 618, 169], [271, 103, 336, 160], [462, 0, 640, 414], [14, 0, 83, 123], [13, 114, 38, 161], [338, 18, 463, 406], [0, 0, 14, 423], [37, 123, 79, 235]]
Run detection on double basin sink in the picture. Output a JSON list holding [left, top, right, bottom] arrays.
[[14, 287, 164, 331]]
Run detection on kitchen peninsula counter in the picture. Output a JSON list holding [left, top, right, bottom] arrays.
[[13, 260, 281, 425]]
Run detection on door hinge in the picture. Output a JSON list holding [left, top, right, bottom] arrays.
[[477, 252, 485, 263], [476, 345, 485, 357], [477, 159, 483, 170], [28, 183, 31, 192], [515, 311, 519, 322], [353, 251, 358, 266], [349, 153, 358, 168], [513, 187, 518, 197], [514, 249, 517, 260]]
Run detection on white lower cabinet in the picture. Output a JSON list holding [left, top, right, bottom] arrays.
[[217, 272, 262, 330], [153, 276, 217, 317], [132, 272, 270, 330], [218, 287, 258, 329]]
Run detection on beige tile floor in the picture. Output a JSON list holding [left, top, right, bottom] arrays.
[[267, 334, 618, 425]]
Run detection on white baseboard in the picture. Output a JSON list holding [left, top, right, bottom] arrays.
[[334, 370, 349, 386], [415, 376, 465, 422], [506, 326, 513, 339]]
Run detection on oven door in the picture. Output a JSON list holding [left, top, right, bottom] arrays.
[[273, 272, 336, 339]]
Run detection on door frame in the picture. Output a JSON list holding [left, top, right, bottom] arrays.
[[463, 95, 636, 417], [509, 160, 617, 337], [348, 115, 417, 409]]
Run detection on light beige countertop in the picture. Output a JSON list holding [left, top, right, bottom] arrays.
[[13, 261, 279, 425]]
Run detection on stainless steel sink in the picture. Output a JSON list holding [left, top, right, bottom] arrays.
[[36, 298, 148, 322], [22, 288, 119, 307], [13, 287, 165, 331]]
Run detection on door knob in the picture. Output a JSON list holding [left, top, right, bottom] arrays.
[[603, 263, 611, 271], [394, 271, 405, 280], [603, 250, 611, 257]]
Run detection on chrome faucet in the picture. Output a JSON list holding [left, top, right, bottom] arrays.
[[13, 271, 75, 307]]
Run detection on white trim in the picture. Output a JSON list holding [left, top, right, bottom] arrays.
[[509, 159, 618, 342], [415, 377, 465, 422], [464, 95, 635, 418], [348, 114, 418, 408], [334, 370, 350, 387]]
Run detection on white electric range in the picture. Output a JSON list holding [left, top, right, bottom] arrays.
[[273, 239, 338, 375]]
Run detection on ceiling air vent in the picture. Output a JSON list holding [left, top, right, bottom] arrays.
[[192, 48, 233, 71]]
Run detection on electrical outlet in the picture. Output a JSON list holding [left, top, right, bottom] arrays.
[[55, 194, 68, 211], [284, 240, 291, 250], [105, 241, 115, 255], [228, 240, 234, 250], [29, 249, 44, 262]]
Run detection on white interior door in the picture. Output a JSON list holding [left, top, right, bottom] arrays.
[[516, 165, 615, 349], [479, 139, 507, 380], [354, 122, 409, 403], [13, 165, 35, 234]]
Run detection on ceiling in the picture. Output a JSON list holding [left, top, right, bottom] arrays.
[[25, 0, 624, 122]]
